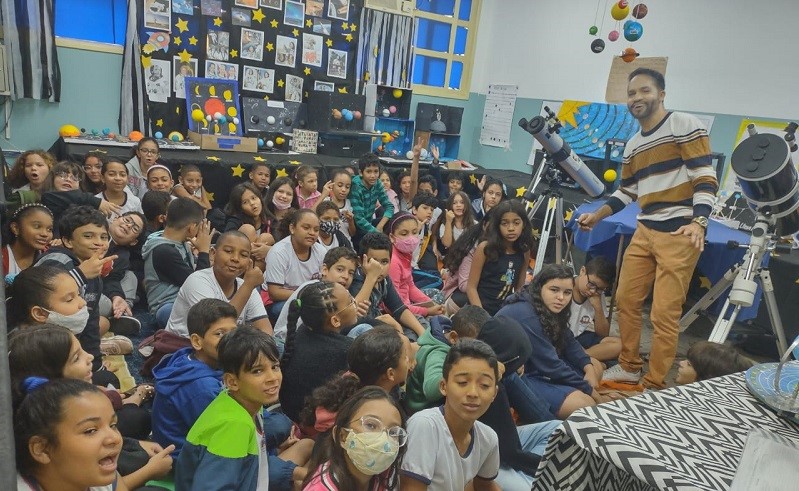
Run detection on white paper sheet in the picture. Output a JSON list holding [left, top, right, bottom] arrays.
[[480, 84, 518, 148]]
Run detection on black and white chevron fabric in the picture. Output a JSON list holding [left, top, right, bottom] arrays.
[[533, 373, 799, 491]]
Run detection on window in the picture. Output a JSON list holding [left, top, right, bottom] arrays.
[[412, 0, 481, 99], [55, 0, 127, 50]]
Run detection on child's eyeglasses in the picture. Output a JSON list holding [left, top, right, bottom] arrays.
[[347, 415, 408, 446], [55, 172, 80, 182], [139, 149, 159, 155]]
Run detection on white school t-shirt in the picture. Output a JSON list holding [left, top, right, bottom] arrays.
[[317, 234, 340, 253], [96, 188, 143, 222], [272, 279, 315, 341], [401, 407, 499, 491], [568, 291, 608, 337], [262, 236, 325, 291], [166, 268, 268, 337]]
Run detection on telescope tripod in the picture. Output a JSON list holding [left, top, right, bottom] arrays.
[[679, 216, 789, 354], [522, 154, 572, 276]]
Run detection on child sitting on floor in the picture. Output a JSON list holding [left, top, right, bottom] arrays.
[[675, 341, 755, 384]]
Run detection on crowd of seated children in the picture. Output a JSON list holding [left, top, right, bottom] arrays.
[[2, 203, 53, 283], [171, 164, 211, 211], [96, 158, 143, 221], [379, 168, 400, 214], [141, 190, 171, 236], [432, 191, 476, 253], [145, 164, 175, 194], [317, 168, 355, 242], [40, 161, 122, 224], [126, 137, 160, 199], [264, 176, 299, 241], [82, 150, 106, 194], [295, 165, 326, 210], [315, 200, 353, 251], [472, 175, 506, 220], [249, 161, 272, 198], [9, 149, 55, 193], [224, 182, 276, 269], [568, 256, 622, 364]]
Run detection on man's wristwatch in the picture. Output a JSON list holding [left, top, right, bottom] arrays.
[[692, 216, 709, 229]]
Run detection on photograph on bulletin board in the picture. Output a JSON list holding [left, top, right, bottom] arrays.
[[184, 77, 243, 136]]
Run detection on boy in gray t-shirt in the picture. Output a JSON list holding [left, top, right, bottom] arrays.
[[401, 339, 500, 491]]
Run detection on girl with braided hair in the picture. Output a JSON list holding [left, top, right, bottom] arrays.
[[497, 264, 610, 419], [278, 280, 358, 423]]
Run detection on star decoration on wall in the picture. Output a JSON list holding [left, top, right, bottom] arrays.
[[338, 87, 348, 94], [292, 28, 300, 37], [342, 22, 349, 30], [141, 55, 152, 68], [303, 67, 311, 75], [325, 38, 333, 47], [699, 276, 712, 289], [213, 17, 223, 27], [305, 19, 313, 28], [231, 164, 246, 177], [175, 18, 189, 33], [564, 210, 574, 222], [363, 71, 371, 81], [350, 24, 357, 32], [156, 119, 164, 127], [173, 36, 182, 46], [178, 49, 192, 63], [252, 9, 266, 23], [253, 156, 266, 162], [516, 186, 526, 197], [469, 174, 478, 184], [342, 33, 352, 42], [142, 44, 155, 54], [277, 79, 285, 87], [266, 42, 274, 51], [270, 19, 279, 28], [189, 36, 198, 45], [230, 48, 238, 57], [276, 168, 289, 177], [289, 160, 301, 166], [206, 192, 215, 202], [207, 156, 221, 162], [373, 46, 379, 57]]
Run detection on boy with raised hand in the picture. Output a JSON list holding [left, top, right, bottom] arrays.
[[34, 205, 118, 376], [175, 326, 283, 490], [152, 298, 238, 457], [142, 197, 213, 327], [350, 152, 395, 237], [400, 339, 501, 491]]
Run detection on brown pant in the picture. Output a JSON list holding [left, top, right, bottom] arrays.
[[616, 223, 701, 388]]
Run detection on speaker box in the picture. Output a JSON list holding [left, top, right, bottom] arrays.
[[307, 92, 367, 132], [317, 132, 374, 158]]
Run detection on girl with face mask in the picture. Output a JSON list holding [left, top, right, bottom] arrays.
[[387, 213, 446, 319], [8, 265, 91, 335], [315, 200, 353, 251], [302, 386, 407, 491]]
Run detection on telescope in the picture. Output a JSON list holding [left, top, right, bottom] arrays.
[[519, 107, 606, 198]]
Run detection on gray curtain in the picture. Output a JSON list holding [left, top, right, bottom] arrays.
[[355, 8, 415, 94], [119, 0, 148, 135]]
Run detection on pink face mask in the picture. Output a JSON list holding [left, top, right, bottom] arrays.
[[272, 195, 292, 210], [393, 235, 420, 254]]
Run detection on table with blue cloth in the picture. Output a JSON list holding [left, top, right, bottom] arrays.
[[566, 201, 761, 321]]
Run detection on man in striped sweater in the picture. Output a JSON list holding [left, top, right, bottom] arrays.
[[577, 68, 718, 390]]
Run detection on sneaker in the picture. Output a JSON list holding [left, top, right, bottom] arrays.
[[602, 364, 642, 384], [109, 316, 141, 336], [101, 335, 133, 356]]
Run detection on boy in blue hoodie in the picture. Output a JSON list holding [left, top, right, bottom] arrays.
[[142, 197, 212, 327], [175, 326, 283, 491], [151, 298, 238, 457]]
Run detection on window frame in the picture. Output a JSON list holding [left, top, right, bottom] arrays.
[[412, 0, 482, 100], [53, 0, 126, 54]]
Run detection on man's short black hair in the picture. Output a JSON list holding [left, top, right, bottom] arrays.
[[357, 153, 381, 172], [187, 298, 238, 338], [628, 67, 665, 91], [165, 197, 204, 229], [58, 205, 108, 239], [359, 231, 392, 257], [412, 192, 438, 210]]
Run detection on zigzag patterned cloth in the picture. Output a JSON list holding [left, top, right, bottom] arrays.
[[533, 373, 799, 490]]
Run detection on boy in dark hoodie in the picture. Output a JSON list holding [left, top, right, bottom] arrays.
[[151, 298, 238, 457], [142, 197, 212, 327], [33, 205, 117, 380]]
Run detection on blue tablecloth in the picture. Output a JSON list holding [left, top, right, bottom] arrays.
[[567, 201, 761, 321]]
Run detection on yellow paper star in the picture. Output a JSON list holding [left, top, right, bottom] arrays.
[[305, 19, 313, 28], [173, 36, 182, 46], [277, 79, 285, 88], [156, 119, 164, 127], [373, 46, 379, 57], [350, 24, 357, 32], [338, 87, 348, 94], [252, 8, 266, 23], [469, 174, 478, 184], [141, 55, 152, 68], [189, 36, 198, 45], [342, 22, 349, 30], [289, 160, 301, 166], [253, 156, 266, 162], [304, 91, 309, 98], [363, 71, 371, 82], [292, 28, 300, 37], [230, 49, 238, 58], [142, 44, 156, 54], [516, 186, 526, 197], [231, 164, 246, 177], [270, 19, 279, 28], [266, 42, 274, 52], [564, 210, 574, 222], [303, 67, 311, 76], [175, 18, 189, 33], [325, 38, 333, 48], [207, 156, 221, 162], [176, 106, 181, 114], [344, 33, 353, 42], [178, 49, 192, 63], [699, 276, 712, 289], [276, 168, 288, 178], [557, 100, 590, 129], [213, 17, 223, 27], [206, 192, 215, 202]]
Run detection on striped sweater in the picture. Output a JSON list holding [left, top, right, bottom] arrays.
[[607, 111, 718, 232]]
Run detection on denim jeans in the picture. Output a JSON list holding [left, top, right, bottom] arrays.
[[503, 372, 556, 424], [155, 302, 173, 328], [494, 420, 562, 490]]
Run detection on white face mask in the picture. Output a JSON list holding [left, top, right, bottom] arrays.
[[45, 306, 89, 335], [342, 430, 399, 476]]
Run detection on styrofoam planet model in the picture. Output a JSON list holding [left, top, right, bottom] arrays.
[[608, 30, 619, 41], [266, 140, 274, 148], [420, 148, 429, 159], [266, 115, 276, 124], [632, 3, 648, 18], [192, 109, 205, 122], [275, 137, 285, 145], [621, 47, 640, 62], [591, 38, 606, 53], [168, 131, 184, 142], [604, 169, 618, 182], [406, 150, 415, 159], [102, 128, 111, 135], [219, 116, 227, 124], [155, 131, 163, 139], [611, 2, 629, 20], [623, 21, 643, 41], [382, 108, 391, 117], [213, 112, 222, 120], [589, 25, 598, 35], [332, 110, 343, 120], [344, 111, 354, 121], [59, 124, 81, 137], [128, 131, 144, 142], [389, 105, 397, 114], [392, 88, 403, 98], [258, 138, 265, 147], [353, 111, 362, 120]]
